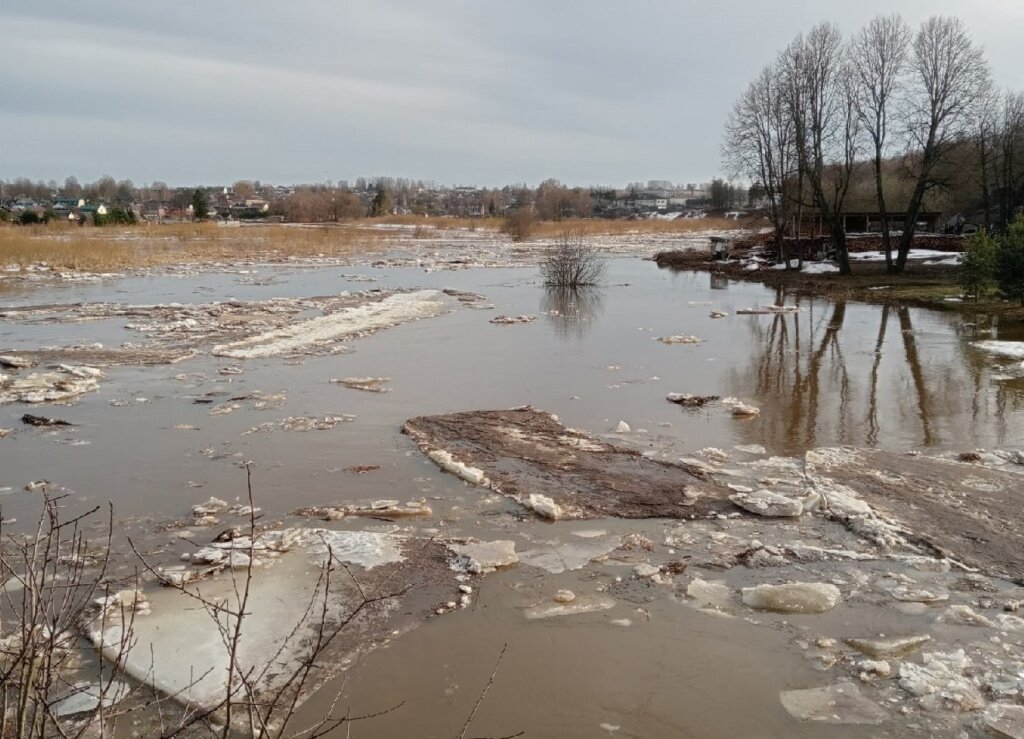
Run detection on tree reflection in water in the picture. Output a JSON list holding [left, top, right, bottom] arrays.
[[541, 286, 605, 339], [727, 293, 1022, 453]]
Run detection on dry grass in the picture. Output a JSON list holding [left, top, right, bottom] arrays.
[[529, 216, 759, 238], [0, 215, 760, 273], [0, 222, 389, 272]]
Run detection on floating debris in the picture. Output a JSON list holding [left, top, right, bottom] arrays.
[[736, 305, 801, 315], [666, 393, 720, 407], [331, 377, 391, 393], [656, 335, 702, 345], [21, 413, 73, 427], [490, 314, 536, 324], [722, 397, 760, 417], [243, 415, 355, 434], [0, 365, 103, 404]]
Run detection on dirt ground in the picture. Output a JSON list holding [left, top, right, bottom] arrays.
[[809, 449, 1024, 582], [403, 407, 735, 519]]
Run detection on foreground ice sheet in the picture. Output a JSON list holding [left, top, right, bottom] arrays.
[[87, 530, 420, 713], [212, 290, 446, 358]]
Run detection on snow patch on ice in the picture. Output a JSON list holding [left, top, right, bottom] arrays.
[[212, 290, 446, 358]]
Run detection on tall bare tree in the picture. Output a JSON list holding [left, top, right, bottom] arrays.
[[995, 91, 1024, 229], [895, 16, 989, 272], [781, 24, 860, 274], [724, 62, 797, 262], [849, 14, 911, 273]]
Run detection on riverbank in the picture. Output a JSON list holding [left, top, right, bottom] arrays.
[[654, 250, 1024, 321]]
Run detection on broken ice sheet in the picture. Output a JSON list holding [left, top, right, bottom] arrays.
[[524, 594, 616, 620], [779, 680, 888, 725], [517, 533, 621, 574], [447, 540, 518, 574], [307, 530, 407, 569]]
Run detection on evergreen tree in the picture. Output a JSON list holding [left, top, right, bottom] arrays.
[[996, 216, 1024, 305], [192, 188, 210, 220], [370, 184, 390, 217], [957, 230, 997, 301]]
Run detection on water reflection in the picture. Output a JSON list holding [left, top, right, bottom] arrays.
[[709, 273, 729, 290], [541, 286, 604, 339], [728, 295, 1022, 452]]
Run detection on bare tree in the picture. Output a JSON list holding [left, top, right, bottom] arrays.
[[849, 14, 911, 273], [781, 24, 860, 274], [1, 493, 141, 739], [724, 61, 797, 263], [994, 91, 1024, 230], [894, 16, 990, 272]]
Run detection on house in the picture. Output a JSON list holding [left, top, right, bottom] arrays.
[[799, 210, 943, 235]]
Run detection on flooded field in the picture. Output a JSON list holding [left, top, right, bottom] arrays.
[[2, 255, 1024, 738]]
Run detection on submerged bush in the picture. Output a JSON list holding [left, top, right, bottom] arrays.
[[540, 232, 606, 287]]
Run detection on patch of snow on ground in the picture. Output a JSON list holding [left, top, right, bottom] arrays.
[[802, 262, 841, 274], [849, 249, 962, 262]]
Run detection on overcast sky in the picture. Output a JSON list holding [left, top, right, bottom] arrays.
[[2, 0, 1022, 188]]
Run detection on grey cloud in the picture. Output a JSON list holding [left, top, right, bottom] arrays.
[[2, 0, 1021, 186]]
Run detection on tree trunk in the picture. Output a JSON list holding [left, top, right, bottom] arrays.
[[872, 146, 894, 273], [896, 176, 930, 273]]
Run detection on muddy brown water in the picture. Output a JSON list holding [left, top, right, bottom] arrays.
[[1, 258, 1022, 737]]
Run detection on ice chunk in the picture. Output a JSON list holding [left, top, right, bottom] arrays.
[[686, 578, 734, 612], [730, 489, 803, 517], [427, 449, 490, 486], [331, 377, 390, 393], [779, 680, 888, 725], [518, 535, 619, 574], [524, 593, 616, 620], [447, 540, 518, 574], [843, 635, 931, 659], [525, 493, 564, 521], [721, 397, 760, 416], [308, 530, 406, 569], [741, 582, 841, 614], [51, 680, 130, 717], [940, 604, 996, 627], [983, 703, 1024, 739]]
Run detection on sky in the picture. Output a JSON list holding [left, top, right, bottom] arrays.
[[2, 0, 1022, 189]]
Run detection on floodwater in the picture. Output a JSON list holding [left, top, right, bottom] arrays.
[[2, 257, 1023, 737]]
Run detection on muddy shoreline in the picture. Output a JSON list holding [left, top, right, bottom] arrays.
[[654, 250, 1024, 320]]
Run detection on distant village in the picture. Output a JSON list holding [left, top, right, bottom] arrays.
[[0, 177, 744, 225]]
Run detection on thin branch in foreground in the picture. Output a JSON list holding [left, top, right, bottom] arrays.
[[459, 643, 523, 739]]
